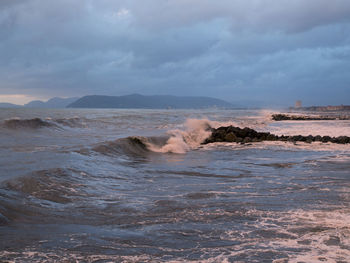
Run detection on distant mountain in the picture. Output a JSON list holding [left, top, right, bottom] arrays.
[[67, 94, 233, 109], [25, 100, 46, 108], [25, 97, 79, 108], [0, 103, 22, 108]]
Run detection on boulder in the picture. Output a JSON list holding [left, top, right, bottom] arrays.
[[202, 125, 350, 145]]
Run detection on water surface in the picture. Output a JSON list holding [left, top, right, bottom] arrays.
[[0, 109, 349, 262]]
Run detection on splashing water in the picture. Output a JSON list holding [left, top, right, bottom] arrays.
[[1, 109, 350, 262], [147, 118, 239, 153]]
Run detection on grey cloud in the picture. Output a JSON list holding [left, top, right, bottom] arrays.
[[0, 0, 26, 9], [0, 0, 349, 105], [123, 0, 350, 33]]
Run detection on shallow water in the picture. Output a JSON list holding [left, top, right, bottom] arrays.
[[0, 109, 349, 262]]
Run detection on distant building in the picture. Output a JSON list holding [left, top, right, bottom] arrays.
[[295, 100, 302, 108]]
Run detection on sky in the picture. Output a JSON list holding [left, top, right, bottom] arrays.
[[0, 0, 350, 106]]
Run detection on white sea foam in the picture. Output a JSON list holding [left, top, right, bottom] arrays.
[[266, 120, 350, 137], [147, 118, 238, 153], [258, 110, 350, 138], [201, 140, 350, 153], [147, 117, 350, 154], [270, 209, 350, 263], [216, 208, 350, 263]]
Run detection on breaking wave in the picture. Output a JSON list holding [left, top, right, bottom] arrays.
[[85, 118, 350, 156], [53, 117, 87, 128], [87, 119, 239, 155], [2, 118, 56, 129], [146, 118, 238, 153], [91, 136, 155, 156], [1, 117, 88, 130]]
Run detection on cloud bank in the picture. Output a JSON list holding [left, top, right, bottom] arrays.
[[0, 0, 350, 105]]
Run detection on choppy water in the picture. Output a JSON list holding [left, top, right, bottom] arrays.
[[0, 108, 350, 262]]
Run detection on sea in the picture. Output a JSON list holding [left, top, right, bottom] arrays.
[[0, 108, 349, 263]]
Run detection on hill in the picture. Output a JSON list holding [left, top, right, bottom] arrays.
[[67, 94, 233, 109], [25, 97, 79, 108], [0, 103, 22, 108]]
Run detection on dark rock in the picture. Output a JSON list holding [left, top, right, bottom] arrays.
[[243, 137, 252, 143], [335, 136, 349, 144], [224, 132, 237, 142], [306, 138, 313, 143], [272, 114, 291, 121], [292, 135, 304, 141], [280, 135, 288, 141], [306, 135, 314, 142], [322, 136, 332, 143], [272, 114, 348, 121], [202, 125, 350, 145], [314, 135, 322, 141], [266, 134, 277, 141], [330, 137, 338, 143]]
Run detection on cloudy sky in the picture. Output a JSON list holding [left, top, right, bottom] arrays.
[[0, 0, 349, 105]]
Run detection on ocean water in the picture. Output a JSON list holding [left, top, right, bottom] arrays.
[[0, 108, 349, 263]]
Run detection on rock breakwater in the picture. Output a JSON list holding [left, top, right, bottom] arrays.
[[203, 126, 350, 144], [272, 114, 350, 121]]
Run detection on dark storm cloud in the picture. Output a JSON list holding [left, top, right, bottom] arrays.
[[0, 0, 350, 105], [124, 0, 350, 32]]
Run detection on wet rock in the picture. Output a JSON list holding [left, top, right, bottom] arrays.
[[243, 137, 252, 143], [305, 138, 313, 144], [202, 125, 350, 145], [224, 132, 237, 142], [336, 136, 350, 144], [266, 134, 277, 141], [236, 137, 243, 143], [314, 135, 322, 141], [306, 135, 314, 142], [271, 114, 348, 121], [321, 136, 332, 143], [279, 135, 288, 141], [272, 114, 291, 121]]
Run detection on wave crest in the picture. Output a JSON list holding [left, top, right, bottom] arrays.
[[3, 118, 55, 129], [2, 117, 89, 130], [147, 118, 238, 153], [92, 136, 155, 157], [54, 117, 87, 128]]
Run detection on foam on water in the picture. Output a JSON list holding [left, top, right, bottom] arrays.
[[214, 208, 350, 263], [267, 120, 350, 137], [147, 118, 239, 153], [201, 140, 350, 153], [144, 117, 350, 154], [268, 209, 350, 263], [0, 251, 153, 263], [1, 109, 350, 262]]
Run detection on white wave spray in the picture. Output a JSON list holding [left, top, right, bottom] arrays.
[[147, 118, 238, 153]]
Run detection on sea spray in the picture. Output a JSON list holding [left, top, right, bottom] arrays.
[[147, 118, 239, 153]]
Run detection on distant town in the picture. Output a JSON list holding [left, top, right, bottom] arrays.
[[290, 101, 350, 112]]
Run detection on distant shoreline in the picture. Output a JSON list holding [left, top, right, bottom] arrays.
[[290, 105, 350, 112]]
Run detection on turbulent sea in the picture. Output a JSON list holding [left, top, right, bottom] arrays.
[[0, 108, 350, 263]]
